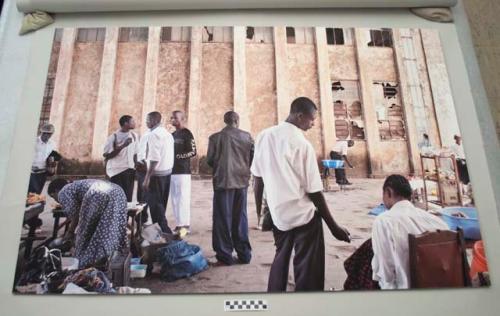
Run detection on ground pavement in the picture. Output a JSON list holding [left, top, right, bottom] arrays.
[[28, 178, 384, 293]]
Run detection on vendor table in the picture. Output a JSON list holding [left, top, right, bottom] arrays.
[[21, 202, 45, 259]]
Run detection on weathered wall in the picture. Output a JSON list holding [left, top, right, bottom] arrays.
[[365, 47, 397, 81], [421, 29, 461, 148], [328, 46, 358, 80], [378, 141, 410, 174], [156, 43, 191, 121], [60, 43, 103, 173], [48, 43, 61, 75], [198, 43, 234, 162], [287, 44, 324, 156], [246, 44, 277, 136], [344, 141, 369, 178], [109, 43, 147, 133]]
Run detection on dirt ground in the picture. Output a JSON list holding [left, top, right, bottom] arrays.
[[32, 178, 384, 293]]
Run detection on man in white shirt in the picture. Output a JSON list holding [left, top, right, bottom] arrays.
[[28, 123, 61, 194], [330, 139, 354, 185], [142, 111, 175, 233], [135, 128, 151, 224], [251, 97, 351, 292], [450, 135, 469, 185], [103, 115, 138, 202], [371, 174, 449, 290]]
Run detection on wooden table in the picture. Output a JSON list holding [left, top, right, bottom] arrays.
[[21, 202, 45, 259]]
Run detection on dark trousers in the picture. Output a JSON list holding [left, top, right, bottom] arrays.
[[456, 159, 470, 185], [331, 151, 348, 184], [212, 188, 252, 265], [147, 175, 172, 233], [28, 172, 47, 194], [110, 168, 135, 202], [268, 213, 325, 292], [136, 170, 149, 223]]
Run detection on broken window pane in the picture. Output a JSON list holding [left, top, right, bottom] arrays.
[[332, 81, 365, 140], [286, 27, 296, 44], [246, 27, 255, 40], [368, 29, 393, 47]]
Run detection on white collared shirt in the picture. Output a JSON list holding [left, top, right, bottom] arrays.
[[250, 122, 323, 231], [333, 140, 348, 155], [146, 126, 174, 175], [32, 136, 55, 171], [371, 200, 449, 290], [137, 130, 151, 162], [450, 143, 466, 159], [103, 130, 138, 178]]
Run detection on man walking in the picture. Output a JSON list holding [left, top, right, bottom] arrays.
[[252, 97, 351, 292], [103, 115, 138, 202], [207, 111, 253, 266], [142, 111, 175, 233], [330, 138, 355, 185], [170, 111, 197, 236]]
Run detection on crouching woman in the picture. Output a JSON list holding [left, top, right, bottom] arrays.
[[48, 179, 129, 268]]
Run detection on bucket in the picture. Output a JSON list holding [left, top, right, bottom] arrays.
[[470, 241, 488, 279]]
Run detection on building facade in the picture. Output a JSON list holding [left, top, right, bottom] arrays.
[[40, 26, 460, 177]]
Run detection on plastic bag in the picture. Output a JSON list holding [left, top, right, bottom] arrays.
[[156, 240, 208, 282]]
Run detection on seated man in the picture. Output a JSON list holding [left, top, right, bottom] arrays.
[[371, 174, 448, 289]]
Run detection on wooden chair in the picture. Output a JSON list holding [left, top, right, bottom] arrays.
[[409, 228, 471, 288]]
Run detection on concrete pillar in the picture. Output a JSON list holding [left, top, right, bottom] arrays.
[[141, 27, 161, 133], [420, 29, 461, 148], [274, 27, 290, 122], [392, 29, 423, 175], [187, 27, 203, 173], [314, 27, 336, 157], [187, 27, 203, 142], [49, 28, 76, 148], [90, 27, 119, 161], [233, 26, 250, 131], [354, 29, 382, 177]]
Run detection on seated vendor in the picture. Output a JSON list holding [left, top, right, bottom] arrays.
[[371, 174, 448, 289], [343, 175, 448, 291], [48, 178, 129, 268]]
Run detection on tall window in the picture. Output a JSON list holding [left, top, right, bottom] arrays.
[[367, 29, 393, 47], [202, 27, 233, 43], [246, 27, 273, 43], [76, 28, 106, 42], [332, 81, 365, 140], [326, 28, 354, 45], [286, 27, 314, 44], [373, 81, 406, 140], [118, 27, 149, 42], [161, 27, 191, 42]]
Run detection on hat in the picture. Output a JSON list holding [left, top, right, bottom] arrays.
[[40, 123, 55, 134]]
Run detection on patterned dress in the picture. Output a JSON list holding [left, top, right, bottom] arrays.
[[58, 179, 128, 268]]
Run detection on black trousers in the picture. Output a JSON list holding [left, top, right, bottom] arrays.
[[212, 188, 252, 265], [456, 159, 470, 185], [136, 170, 149, 223], [147, 175, 172, 233], [28, 172, 47, 194], [331, 151, 348, 184], [268, 213, 325, 292], [110, 168, 135, 202]]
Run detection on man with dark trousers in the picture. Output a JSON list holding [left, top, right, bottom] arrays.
[[142, 111, 175, 233], [103, 115, 138, 202], [207, 111, 254, 266], [252, 97, 351, 292]]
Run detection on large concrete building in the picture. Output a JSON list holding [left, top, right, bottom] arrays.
[[39, 26, 461, 177]]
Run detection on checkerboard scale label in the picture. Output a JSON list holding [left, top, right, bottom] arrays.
[[224, 299, 268, 312]]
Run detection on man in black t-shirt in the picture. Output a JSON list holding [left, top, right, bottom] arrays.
[[170, 111, 197, 236]]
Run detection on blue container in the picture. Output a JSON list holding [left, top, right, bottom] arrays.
[[322, 160, 344, 169], [439, 207, 481, 240]]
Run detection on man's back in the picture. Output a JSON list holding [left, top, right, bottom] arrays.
[[251, 122, 323, 231], [207, 126, 253, 190], [371, 200, 449, 289]]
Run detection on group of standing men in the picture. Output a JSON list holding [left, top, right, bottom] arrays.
[[103, 111, 196, 236]]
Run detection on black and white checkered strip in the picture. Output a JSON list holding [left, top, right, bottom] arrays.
[[224, 299, 268, 312]]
